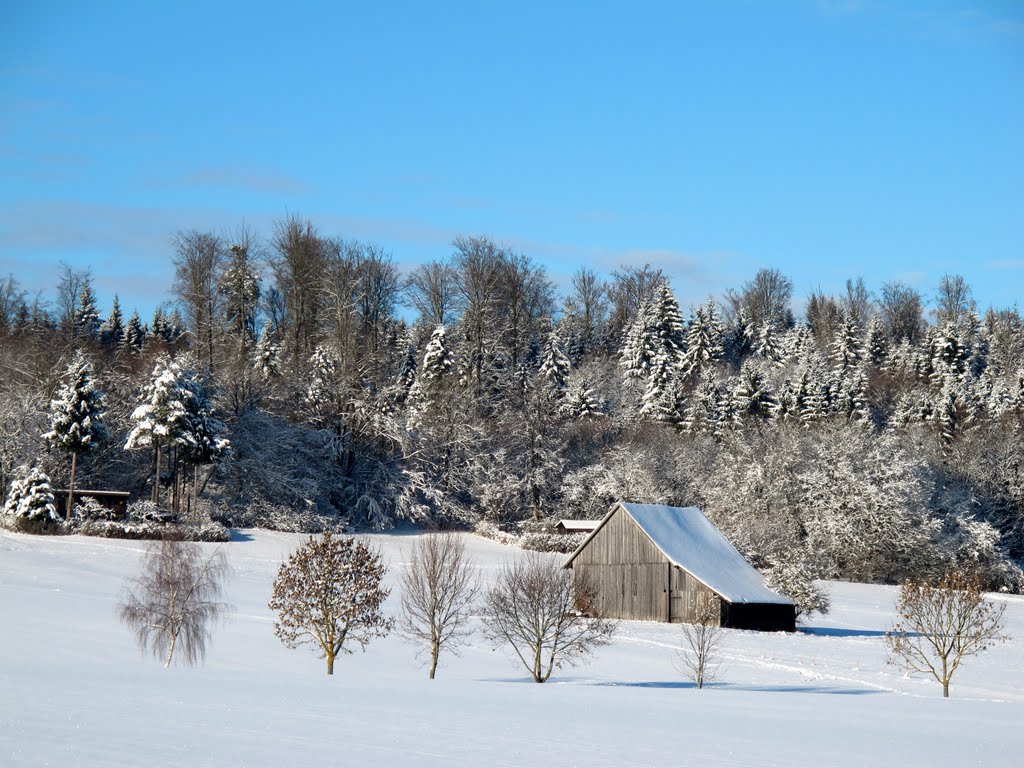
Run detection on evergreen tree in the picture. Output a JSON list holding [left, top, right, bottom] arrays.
[[781, 324, 814, 366], [176, 367, 229, 516], [417, 326, 453, 396], [682, 378, 723, 436], [831, 316, 862, 374], [640, 350, 682, 425], [619, 296, 654, 381], [43, 352, 107, 519], [795, 365, 825, 427], [562, 380, 602, 420], [932, 322, 968, 383], [221, 242, 261, 358], [755, 322, 782, 366], [838, 366, 871, 423], [731, 362, 775, 423], [621, 281, 686, 393], [305, 346, 341, 429], [167, 309, 186, 343], [725, 307, 755, 362], [253, 320, 281, 380], [123, 310, 145, 352], [74, 279, 101, 340], [100, 295, 124, 346], [539, 328, 571, 392], [865, 314, 887, 367], [396, 342, 418, 397], [125, 356, 192, 506], [2, 465, 59, 523], [681, 300, 724, 378]]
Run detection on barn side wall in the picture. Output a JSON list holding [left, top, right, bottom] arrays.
[[571, 507, 720, 623]]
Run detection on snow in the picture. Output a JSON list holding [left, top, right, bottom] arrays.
[[585, 503, 794, 605], [2, 528, 1023, 767]]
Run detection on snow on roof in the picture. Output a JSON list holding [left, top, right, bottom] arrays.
[[567, 502, 794, 606], [557, 519, 601, 532]]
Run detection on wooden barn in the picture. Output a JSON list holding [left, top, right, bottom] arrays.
[[563, 502, 796, 632]]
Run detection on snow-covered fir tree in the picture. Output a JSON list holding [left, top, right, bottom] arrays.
[[561, 379, 602, 420], [3, 465, 59, 523], [253, 321, 281, 380], [74, 279, 101, 340], [220, 244, 261, 348], [640, 349, 682, 425], [43, 351, 107, 519], [418, 325, 453, 392], [620, 281, 685, 383], [837, 365, 871, 423], [931, 322, 968, 383], [731, 362, 775, 423], [831, 316, 862, 375], [305, 346, 341, 428], [125, 355, 193, 506], [754, 322, 782, 366], [122, 310, 145, 352], [396, 342, 418, 398], [865, 314, 887, 367], [538, 328, 571, 392], [99, 294, 124, 346], [681, 378, 724, 436], [681, 300, 724, 378]]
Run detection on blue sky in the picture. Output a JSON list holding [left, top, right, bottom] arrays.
[[1, 0, 1021, 321]]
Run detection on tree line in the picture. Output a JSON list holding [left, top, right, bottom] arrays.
[[1, 215, 1022, 591]]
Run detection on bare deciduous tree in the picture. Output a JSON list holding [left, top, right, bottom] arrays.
[[725, 267, 794, 332], [880, 280, 924, 343], [885, 567, 1007, 698], [119, 538, 232, 667], [271, 215, 332, 364], [398, 532, 479, 679], [406, 260, 458, 328], [935, 273, 974, 327], [607, 263, 664, 337], [172, 229, 225, 371], [676, 599, 725, 689], [481, 552, 615, 683], [269, 532, 393, 675], [566, 267, 608, 347]]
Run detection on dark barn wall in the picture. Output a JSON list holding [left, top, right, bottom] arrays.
[[721, 602, 796, 632]]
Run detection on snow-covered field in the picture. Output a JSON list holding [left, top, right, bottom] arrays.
[[2, 529, 1022, 767]]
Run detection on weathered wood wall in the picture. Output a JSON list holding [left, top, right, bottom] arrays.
[[572, 505, 720, 623], [670, 566, 722, 626]]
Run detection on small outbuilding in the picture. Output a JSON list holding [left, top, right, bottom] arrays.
[[563, 502, 796, 632], [52, 489, 130, 519], [555, 519, 600, 535]]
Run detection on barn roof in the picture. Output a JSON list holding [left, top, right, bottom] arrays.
[[564, 502, 794, 606]]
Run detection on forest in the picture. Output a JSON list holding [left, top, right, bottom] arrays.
[[1, 215, 1022, 594]]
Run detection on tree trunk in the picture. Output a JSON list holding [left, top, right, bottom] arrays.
[[65, 451, 78, 521], [429, 642, 439, 680], [327, 651, 335, 675], [154, 445, 162, 506], [165, 632, 176, 668], [171, 447, 179, 516], [192, 464, 199, 521]]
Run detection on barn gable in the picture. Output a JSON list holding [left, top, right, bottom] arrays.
[[564, 502, 795, 630]]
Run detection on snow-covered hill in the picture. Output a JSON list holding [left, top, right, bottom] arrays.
[[2, 529, 1021, 767]]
